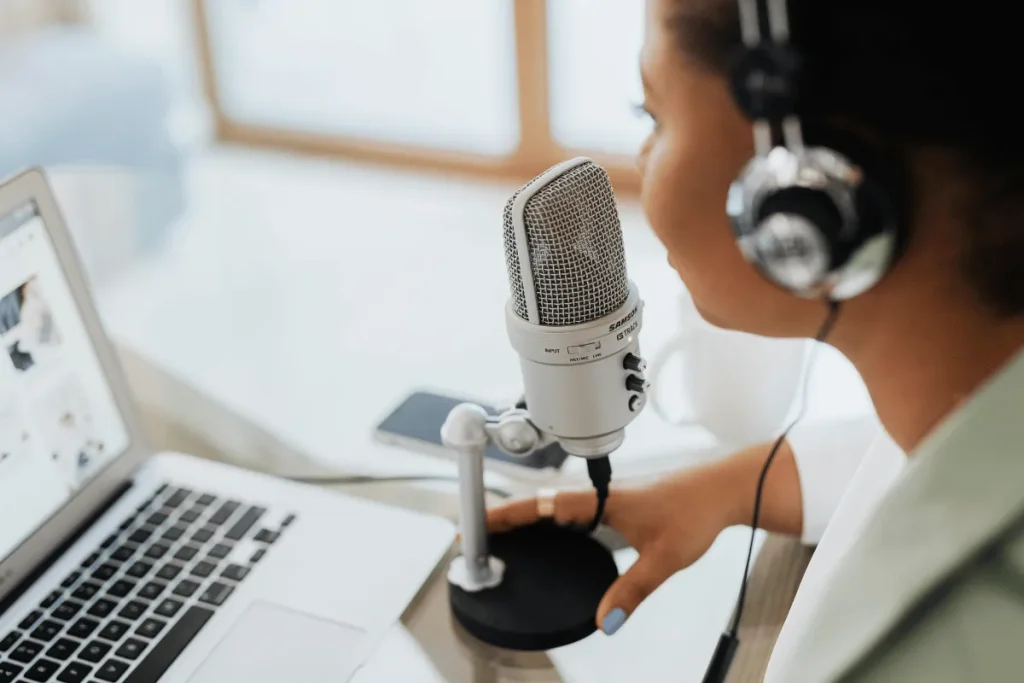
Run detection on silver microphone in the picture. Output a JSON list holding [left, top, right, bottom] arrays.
[[503, 157, 648, 458]]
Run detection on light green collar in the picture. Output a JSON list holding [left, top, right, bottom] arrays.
[[793, 348, 1024, 682]]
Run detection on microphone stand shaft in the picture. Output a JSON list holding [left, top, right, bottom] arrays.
[[458, 444, 490, 583]]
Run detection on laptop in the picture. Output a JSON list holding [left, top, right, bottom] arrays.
[[0, 168, 455, 683]]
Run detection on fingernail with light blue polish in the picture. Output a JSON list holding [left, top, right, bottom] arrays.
[[602, 608, 627, 635]]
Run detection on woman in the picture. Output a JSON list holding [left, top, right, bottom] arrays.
[[489, 1, 1024, 680]]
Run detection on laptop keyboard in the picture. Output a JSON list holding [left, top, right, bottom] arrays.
[[0, 485, 296, 683]]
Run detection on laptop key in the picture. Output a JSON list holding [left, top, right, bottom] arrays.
[[41, 591, 62, 609], [125, 562, 152, 579], [71, 583, 100, 602], [0, 630, 21, 651], [190, 561, 216, 579], [137, 582, 165, 601], [97, 621, 130, 643], [45, 638, 79, 661], [127, 529, 151, 545], [52, 602, 83, 621], [153, 598, 183, 619], [253, 529, 279, 544], [110, 545, 136, 563], [172, 580, 200, 598], [23, 657, 60, 682], [281, 513, 296, 527], [250, 549, 265, 563], [134, 619, 166, 640], [209, 501, 239, 526], [224, 506, 265, 541], [87, 599, 117, 619], [154, 564, 182, 582], [196, 493, 216, 506], [67, 618, 99, 640], [107, 580, 135, 598], [179, 509, 201, 524], [191, 528, 214, 544], [143, 544, 169, 561], [80, 553, 100, 569], [117, 602, 146, 622], [221, 564, 249, 582], [165, 488, 190, 508], [207, 543, 231, 560], [198, 582, 234, 607], [19, 610, 44, 629], [10, 639, 43, 662], [30, 620, 63, 642], [95, 658, 129, 682], [91, 564, 118, 582], [145, 512, 167, 527], [117, 606, 213, 683], [161, 526, 185, 542], [56, 660, 92, 683], [60, 572, 80, 589], [0, 661, 24, 682], [79, 640, 110, 662], [172, 546, 197, 562], [114, 638, 147, 661], [100, 535, 118, 550]]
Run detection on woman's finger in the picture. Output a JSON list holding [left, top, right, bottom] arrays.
[[595, 551, 676, 635], [486, 489, 600, 533]]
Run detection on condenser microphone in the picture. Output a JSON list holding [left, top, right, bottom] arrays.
[[445, 159, 639, 652], [503, 157, 649, 458]]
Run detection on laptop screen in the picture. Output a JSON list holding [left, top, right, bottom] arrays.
[[0, 200, 130, 563]]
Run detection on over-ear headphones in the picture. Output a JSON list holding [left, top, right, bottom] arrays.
[[726, 0, 907, 301]]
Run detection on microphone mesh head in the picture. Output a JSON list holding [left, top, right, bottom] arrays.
[[503, 160, 629, 326]]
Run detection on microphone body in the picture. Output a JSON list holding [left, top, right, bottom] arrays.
[[505, 285, 644, 456], [503, 157, 648, 458]]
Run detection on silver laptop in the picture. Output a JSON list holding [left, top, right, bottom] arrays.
[[0, 169, 455, 683]]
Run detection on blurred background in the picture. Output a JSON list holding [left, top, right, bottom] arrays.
[[0, 0, 650, 287]]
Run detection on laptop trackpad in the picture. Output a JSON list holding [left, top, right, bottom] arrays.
[[188, 601, 367, 683]]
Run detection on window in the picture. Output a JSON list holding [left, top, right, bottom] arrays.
[[547, 0, 650, 156], [194, 0, 645, 191], [203, 0, 519, 155]]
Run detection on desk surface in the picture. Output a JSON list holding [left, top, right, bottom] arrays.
[[86, 151, 865, 681]]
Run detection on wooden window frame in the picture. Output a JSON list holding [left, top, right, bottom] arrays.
[[192, 0, 641, 193]]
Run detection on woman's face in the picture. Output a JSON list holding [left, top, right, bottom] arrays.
[[637, 0, 824, 337]]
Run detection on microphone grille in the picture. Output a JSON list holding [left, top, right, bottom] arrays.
[[503, 160, 629, 326]]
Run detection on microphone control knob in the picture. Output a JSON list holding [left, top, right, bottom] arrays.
[[625, 374, 649, 393], [629, 394, 646, 412], [623, 353, 647, 373]]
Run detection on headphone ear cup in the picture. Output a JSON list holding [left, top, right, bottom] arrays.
[[756, 186, 844, 265], [729, 144, 906, 300]]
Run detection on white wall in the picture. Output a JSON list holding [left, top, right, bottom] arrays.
[[85, 0, 212, 147]]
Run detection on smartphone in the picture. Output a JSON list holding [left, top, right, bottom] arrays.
[[373, 390, 570, 475]]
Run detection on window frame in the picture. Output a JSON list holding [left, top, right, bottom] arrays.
[[192, 0, 642, 193]]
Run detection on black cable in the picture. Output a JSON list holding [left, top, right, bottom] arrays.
[[704, 301, 842, 683], [585, 456, 613, 532], [728, 300, 841, 637], [282, 473, 513, 499]]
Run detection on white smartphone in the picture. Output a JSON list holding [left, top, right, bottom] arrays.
[[373, 390, 570, 477]]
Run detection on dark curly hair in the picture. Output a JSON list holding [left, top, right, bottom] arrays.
[[670, 1, 1024, 316]]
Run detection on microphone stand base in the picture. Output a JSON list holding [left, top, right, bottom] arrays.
[[448, 522, 619, 651]]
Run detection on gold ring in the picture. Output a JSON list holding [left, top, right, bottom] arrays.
[[536, 488, 557, 519]]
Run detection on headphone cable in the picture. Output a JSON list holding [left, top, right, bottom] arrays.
[[704, 300, 842, 682]]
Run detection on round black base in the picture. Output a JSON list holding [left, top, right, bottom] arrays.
[[449, 522, 619, 651]]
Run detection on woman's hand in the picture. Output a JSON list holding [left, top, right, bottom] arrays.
[[485, 441, 803, 635]]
